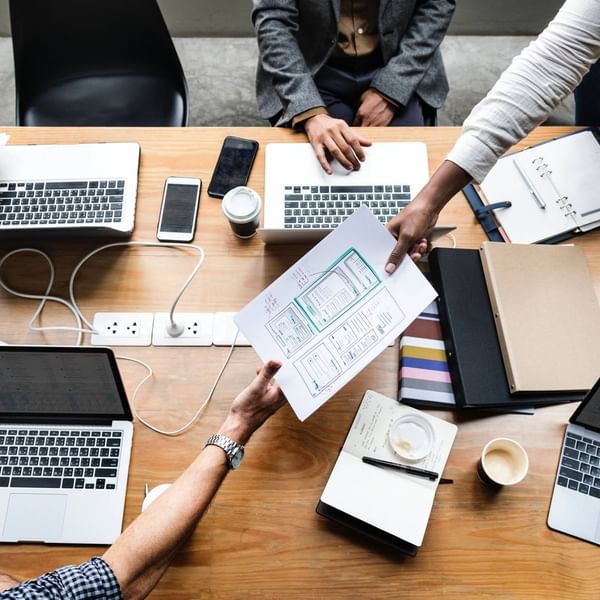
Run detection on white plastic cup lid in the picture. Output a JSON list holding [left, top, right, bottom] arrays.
[[388, 414, 435, 462], [222, 186, 261, 224]]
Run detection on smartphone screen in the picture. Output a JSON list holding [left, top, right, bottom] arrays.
[[207, 136, 259, 198], [157, 178, 201, 242]]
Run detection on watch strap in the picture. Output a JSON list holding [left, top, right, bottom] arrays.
[[205, 433, 244, 468]]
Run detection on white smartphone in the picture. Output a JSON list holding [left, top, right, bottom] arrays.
[[156, 177, 201, 242]]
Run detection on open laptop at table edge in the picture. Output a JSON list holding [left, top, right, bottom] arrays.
[[547, 375, 600, 545], [0, 346, 133, 545], [0, 141, 140, 237], [262, 141, 431, 241]]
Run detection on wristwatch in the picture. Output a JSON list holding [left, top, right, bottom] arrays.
[[205, 433, 245, 469]]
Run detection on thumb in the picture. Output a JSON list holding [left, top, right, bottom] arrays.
[[252, 359, 282, 389]]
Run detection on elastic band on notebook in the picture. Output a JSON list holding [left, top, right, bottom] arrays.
[[474, 201, 512, 217]]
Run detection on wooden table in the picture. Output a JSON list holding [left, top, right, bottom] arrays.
[[0, 127, 598, 599]]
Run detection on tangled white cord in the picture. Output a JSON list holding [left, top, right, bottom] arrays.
[[0, 242, 238, 437]]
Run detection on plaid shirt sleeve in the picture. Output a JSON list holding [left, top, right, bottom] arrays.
[[0, 557, 122, 600]]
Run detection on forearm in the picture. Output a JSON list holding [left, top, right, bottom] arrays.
[[448, 0, 600, 182], [103, 444, 229, 599], [414, 160, 472, 215]]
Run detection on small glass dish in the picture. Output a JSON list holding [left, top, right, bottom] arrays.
[[388, 414, 435, 462]]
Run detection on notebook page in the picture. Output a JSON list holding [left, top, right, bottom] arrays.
[[320, 390, 456, 546], [514, 130, 600, 232], [479, 152, 571, 244]]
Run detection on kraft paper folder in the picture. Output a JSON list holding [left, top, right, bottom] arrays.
[[479, 242, 600, 393], [429, 248, 584, 408], [317, 390, 456, 554]]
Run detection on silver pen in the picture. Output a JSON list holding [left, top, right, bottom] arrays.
[[513, 159, 546, 209]]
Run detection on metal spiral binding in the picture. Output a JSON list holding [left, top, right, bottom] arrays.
[[532, 156, 575, 217]]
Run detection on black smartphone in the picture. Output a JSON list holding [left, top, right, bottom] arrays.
[[156, 177, 201, 242], [207, 136, 259, 198]]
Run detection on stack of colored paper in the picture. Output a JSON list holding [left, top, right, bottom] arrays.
[[399, 301, 455, 408]]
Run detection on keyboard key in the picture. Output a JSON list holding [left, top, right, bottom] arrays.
[[557, 476, 568, 487], [567, 480, 579, 490], [62, 478, 74, 489], [590, 487, 600, 499], [11, 477, 61, 488], [94, 468, 117, 478], [561, 456, 580, 470], [0, 477, 8, 487], [560, 466, 582, 482], [579, 483, 590, 494]]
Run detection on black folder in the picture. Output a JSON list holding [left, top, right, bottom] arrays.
[[428, 248, 584, 408]]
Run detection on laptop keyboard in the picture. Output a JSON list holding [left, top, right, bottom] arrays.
[[283, 184, 410, 228], [557, 432, 600, 498], [0, 427, 122, 491], [0, 179, 125, 227]]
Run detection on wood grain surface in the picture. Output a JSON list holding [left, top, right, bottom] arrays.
[[0, 127, 598, 599]]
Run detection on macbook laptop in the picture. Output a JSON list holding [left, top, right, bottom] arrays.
[[547, 376, 600, 545], [260, 142, 430, 243], [0, 346, 133, 544], [0, 142, 140, 237]]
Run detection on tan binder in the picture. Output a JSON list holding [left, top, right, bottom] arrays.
[[479, 242, 600, 392]]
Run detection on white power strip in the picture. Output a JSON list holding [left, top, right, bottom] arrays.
[[91, 311, 250, 347], [91, 312, 154, 346]]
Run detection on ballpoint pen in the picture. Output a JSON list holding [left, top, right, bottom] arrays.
[[513, 159, 546, 209], [362, 456, 439, 481]]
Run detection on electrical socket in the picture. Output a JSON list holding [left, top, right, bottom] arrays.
[[91, 312, 154, 346], [212, 312, 250, 346], [152, 312, 214, 346]]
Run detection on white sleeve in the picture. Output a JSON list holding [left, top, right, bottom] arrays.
[[446, 0, 600, 183]]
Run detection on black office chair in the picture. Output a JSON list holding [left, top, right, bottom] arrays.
[[9, 0, 189, 126]]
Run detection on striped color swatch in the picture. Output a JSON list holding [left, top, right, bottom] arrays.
[[399, 300, 456, 408]]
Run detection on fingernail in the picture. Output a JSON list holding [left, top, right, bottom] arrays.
[[385, 263, 396, 274]]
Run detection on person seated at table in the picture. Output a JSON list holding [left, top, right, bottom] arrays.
[[383, 0, 600, 272], [252, 0, 455, 174], [0, 360, 286, 600]]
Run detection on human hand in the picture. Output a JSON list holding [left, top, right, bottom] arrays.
[[304, 113, 372, 174], [354, 89, 395, 127], [385, 198, 440, 272], [218, 360, 286, 445]]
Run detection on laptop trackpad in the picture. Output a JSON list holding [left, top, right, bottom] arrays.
[[3, 494, 67, 541]]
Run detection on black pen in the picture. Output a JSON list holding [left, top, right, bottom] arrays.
[[362, 456, 439, 481]]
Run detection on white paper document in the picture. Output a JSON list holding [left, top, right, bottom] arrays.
[[235, 207, 437, 420], [321, 390, 457, 547]]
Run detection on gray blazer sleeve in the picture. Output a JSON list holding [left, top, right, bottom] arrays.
[[252, 0, 326, 124], [371, 0, 455, 107]]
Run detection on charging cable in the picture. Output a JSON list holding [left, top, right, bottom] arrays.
[[0, 242, 239, 437], [116, 329, 238, 436], [0, 247, 96, 345], [68, 241, 205, 337]]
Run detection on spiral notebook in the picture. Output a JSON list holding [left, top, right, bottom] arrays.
[[477, 128, 600, 244]]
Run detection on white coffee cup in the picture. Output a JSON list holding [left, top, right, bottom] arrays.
[[222, 186, 261, 238], [477, 437, 529, 487]]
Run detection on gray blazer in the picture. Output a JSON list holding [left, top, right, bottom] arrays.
[[252, 0, 455, 126]]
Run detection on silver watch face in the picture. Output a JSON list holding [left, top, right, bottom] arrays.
[[230, 446, 244, 469]]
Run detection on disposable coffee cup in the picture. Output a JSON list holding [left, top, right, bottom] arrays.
[[477, 437, 529, 487], [222, 186, 261, 238]]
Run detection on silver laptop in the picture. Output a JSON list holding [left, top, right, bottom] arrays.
[[0, 142, 140, 237], [547, 376, 600, 545], [0, 346, 133, 545], [260, 142, 430, 243]]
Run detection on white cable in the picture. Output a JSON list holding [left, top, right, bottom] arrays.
[[116, 330, 238, 436], [68, 241, 205, 334], [0, 248, 95, 345], [447, 232, 457, 249]]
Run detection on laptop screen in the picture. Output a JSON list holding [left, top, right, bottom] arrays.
[[0, 347, 132, 423], [571, 376, 600, 433]]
